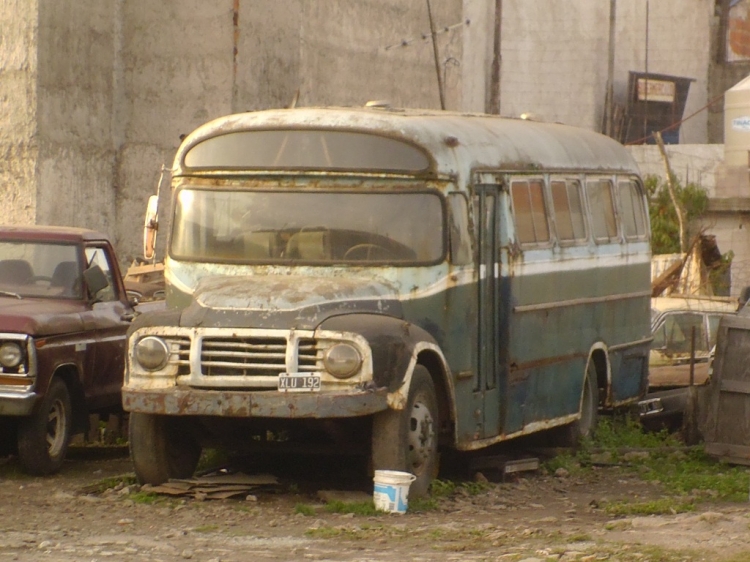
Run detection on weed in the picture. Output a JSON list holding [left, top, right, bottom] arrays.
[[193, 524, 220, 533], [460, 480, 493, 495], [305, 526, 375, 540], [604, 497, 695, 516], [429, 479, 456, 497], [569, 415, 750, 504], [294, 503, 316, 516], [128, 491, 162, 504], [79, 473, 137, 495], [324, 500, 379, 516], [408, 495, 440, 512], [543, 450, 583, 475], [587, 415, 680, 452], [195, 448, 231, 473]]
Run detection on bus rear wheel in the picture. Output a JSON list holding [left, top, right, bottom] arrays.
[[559, 364, 599, 448], [129, 413, 202, 485], [371, 365, 439, 498]]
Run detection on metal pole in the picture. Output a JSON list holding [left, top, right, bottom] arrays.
[[605, 0, 616, 136], [426, 0, 446, 110], [643, 0, 649, 141], [489, 0, 502, 115]]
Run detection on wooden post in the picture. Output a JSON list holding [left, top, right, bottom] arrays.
[[683, 326, 699, 444]]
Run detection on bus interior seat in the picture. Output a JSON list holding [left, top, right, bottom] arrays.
[[0, 259, 33, 284], [240, 232, 273, 259], [51, 261, 81, 297], [284, 231, 329, 260]]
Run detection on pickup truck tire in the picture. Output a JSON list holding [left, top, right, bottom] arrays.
[[371, 365, 438, 498], [17, 378, 72, 475], [129, 413, 201, 485]]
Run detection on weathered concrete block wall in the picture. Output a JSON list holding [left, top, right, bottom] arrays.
[[115, 1, 235, 261], [35, 0, 117, 235], [0, 0, 720, 264], [0, 0, 39, 225], [500, 0, 712, 143], [295, 0, 463, 110], [628, 144, 724, 196]]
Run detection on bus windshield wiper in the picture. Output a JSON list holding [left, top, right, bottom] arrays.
[[0, 290, 22, 299]]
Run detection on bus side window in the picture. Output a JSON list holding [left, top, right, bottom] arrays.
[[510, 179, 550, 244], [550, 179, 586, 242], [448, 193, 472, 265], [618, 179, 648, 239], [586, 179, 618, 242]]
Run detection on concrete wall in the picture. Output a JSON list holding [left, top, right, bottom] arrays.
[[499, 0, 712, 143], [0, 0, 721, 264], [296, 0, 463, 110], [115, 1, 235, 261], [0, 0, 39, 225], [35, 0, 118, 235], [628, 144, 724, 196]]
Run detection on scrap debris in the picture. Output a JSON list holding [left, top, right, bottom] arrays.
[[141, 471, 280, 500]]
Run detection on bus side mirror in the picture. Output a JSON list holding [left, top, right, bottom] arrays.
[[143, 195, 159, 261]]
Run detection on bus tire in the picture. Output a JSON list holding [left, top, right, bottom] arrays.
[[371, 365, 439, 498], [129, 413, 201, 485], [559, 365, 599, 448], [17, 377, 72, 476]]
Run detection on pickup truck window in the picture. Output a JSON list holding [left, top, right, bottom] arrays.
[[85, 246, 117, 302], [170, 188, 445, 265], [0, 242, 82, 299]]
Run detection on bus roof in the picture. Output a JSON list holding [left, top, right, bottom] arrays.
[[173, 107, 641, 179]]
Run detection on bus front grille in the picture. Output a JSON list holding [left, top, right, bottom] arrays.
[[200, 336, 318, 377]]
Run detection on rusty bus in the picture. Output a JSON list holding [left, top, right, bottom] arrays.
[[122, 107, 652, 496]]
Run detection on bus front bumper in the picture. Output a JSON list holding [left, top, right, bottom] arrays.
[[122, 387, 389, 419]]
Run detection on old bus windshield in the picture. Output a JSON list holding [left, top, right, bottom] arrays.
[[170, 189, 444, 265]]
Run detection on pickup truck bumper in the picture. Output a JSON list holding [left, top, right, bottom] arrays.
[[0, 390, 38, 416], [638, 387, 688, 420], [122, 387, 389, 419]]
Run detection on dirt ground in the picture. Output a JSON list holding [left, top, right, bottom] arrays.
[[0, 446, 748, 562]]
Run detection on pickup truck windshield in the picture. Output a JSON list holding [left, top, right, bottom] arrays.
[[0, 242, 82, 299], [170, 189, 445, 265]]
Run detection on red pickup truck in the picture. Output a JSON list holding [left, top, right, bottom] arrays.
[[0, 225, 134, 474]]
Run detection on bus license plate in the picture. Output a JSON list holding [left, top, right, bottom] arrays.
[[278, 373, 321, 392]]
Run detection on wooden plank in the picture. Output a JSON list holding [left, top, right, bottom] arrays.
[[705, 442, 750, 463], [720, 379, 750, 395]]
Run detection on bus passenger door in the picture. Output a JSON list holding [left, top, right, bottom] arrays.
[[473, 187, 504, 439]]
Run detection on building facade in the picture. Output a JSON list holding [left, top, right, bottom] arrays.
[[0, 0, 718, 263]]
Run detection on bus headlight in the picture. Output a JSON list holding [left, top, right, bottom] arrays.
[[323, 343, 362, 379], [135, 336, 169, 371], [0, 342, 23, 368]]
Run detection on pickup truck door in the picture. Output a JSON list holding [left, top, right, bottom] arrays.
[[80, 245, 132, 411]]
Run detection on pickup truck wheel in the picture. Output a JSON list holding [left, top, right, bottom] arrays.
[[17, 378, 72, 475], [371, 366, 439, 498], [129, 413, 201, 485]]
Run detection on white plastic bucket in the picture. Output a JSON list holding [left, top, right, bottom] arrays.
[[373, 470, 417, 514]]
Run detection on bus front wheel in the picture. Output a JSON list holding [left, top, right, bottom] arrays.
[[129, 413, 202, 485], [371, 365, 439, 498]]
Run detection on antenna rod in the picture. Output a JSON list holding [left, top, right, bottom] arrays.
[[426, 0, 446, 110]]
